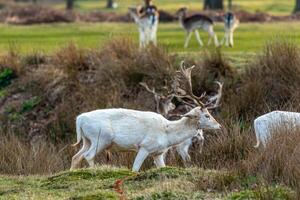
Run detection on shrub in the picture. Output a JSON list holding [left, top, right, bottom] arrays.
[[20, 96, 41, 113], [226, 39, 300, 120], [0, 68, 14, 88], [0, 132, 69, 175], [241, 124, 300, 191], [22, 52, 47, 67]]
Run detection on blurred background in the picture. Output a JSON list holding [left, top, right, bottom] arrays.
[[0, 0, 298, 54]]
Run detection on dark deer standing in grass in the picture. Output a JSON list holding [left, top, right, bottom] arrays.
[[176, 7, 219, 48]]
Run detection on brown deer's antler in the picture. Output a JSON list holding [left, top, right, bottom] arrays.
[[174, 61, 206, 107], [139, 82, 157, 96]]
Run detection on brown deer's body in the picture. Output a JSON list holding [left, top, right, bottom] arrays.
[[176, 8, 219, 48]]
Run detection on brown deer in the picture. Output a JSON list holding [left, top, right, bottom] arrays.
[[176, 7, 219, 48]]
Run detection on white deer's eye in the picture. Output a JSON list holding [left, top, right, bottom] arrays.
[[205, 114, 210, 118]]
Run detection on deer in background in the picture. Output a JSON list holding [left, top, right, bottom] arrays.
[[221, 12, 239, 47], [139, 82, 175, 117], [128, 2, 159, 48], [176, 7, 219, 48], [70, 62, 222, 172]]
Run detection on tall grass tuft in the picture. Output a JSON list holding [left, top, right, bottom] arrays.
[[225, 39, 300, 120], [242, 124, 300, 191], [0, 131, 70, 175]]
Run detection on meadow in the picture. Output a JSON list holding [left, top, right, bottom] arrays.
[[2, 21, 300, 57]]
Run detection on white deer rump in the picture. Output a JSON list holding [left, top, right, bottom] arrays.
[[254, 110, 300, 148]]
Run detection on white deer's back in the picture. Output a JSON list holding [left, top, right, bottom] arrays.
[[256, 111, 300, 127], [78, 108, 168, 135]]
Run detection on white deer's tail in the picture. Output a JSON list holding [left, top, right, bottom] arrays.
[[254, 140, 260, 148], [72, 117, 83, 147], [253, 119, 260, 148]]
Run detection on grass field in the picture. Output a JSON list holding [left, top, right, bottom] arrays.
[[1, 22, 300, 57], [0, 167, 295, 200], [50, 0, 295, 15]]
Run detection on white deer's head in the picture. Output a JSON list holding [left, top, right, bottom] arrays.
[[183, 107, 221, 130]]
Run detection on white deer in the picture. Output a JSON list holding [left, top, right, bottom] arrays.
[[70, 62, 222, 172], [221, 12, 239, 47], [140, 80, 223, 163], [128, 6, 159, 48], [254, 111, 300, 148]]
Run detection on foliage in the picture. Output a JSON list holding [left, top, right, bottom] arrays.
[[20, 96, 41, 113], [0, 68, 14, 89]]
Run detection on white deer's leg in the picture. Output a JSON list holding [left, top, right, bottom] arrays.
[[144, 28, 149, 46], [184, 32, 192, 48], [206, 26, 219, 47], [153, 154, 166, 168], [146, 26, 153, 46], [83, 139, 109, 168], [221, 33, 226, 46], [225, 31, 230, 47], [194, 30, 203, 47], [229, 31, 234, 47], [214, 33, 219, 47], [71, 137, 90, 170], [132, 148, 149, 172], [221, 31, 228, 46], [153, 27, 158, 46], [139, 28, 146, 48], [176, 142, 191, 163], [149, 28, 156, 46], [150, 23, 158, 46]]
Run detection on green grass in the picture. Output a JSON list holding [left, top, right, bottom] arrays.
[[49, 0, 295, 15], [1, 22, 300, 57], [0, 167, 295, 200]]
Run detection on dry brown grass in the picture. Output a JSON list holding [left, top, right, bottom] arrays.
[[0, 130, 70, 175], [241, 125, 300, 190], [0, 38, 300, 194], [225, 39, 300, 120], [190, 120, 254, 170]]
